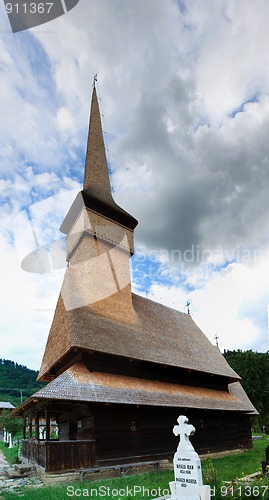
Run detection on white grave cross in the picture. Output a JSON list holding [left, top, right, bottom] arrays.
[[173, 415, 196, 453], [169, 415, 210, 500], [150, 415, 210, 500]]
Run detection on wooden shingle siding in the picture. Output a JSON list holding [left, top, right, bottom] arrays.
[[29, 363, 257, 414], [38, 294, 241, 383]]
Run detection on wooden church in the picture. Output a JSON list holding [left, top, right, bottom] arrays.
[[10, 87, 257, 474]]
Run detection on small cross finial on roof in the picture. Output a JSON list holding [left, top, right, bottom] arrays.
[[185, 300, 191, 315], [173, 415, 196, 452], [214, 334, 219, 348], [93, 73, 98, 88]]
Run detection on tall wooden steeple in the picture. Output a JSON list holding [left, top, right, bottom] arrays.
[[38, 86, 138, 381]]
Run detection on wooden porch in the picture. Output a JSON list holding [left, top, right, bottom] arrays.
[[22, 439, 96, 473]]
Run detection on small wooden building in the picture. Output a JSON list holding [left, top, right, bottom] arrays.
[[0, 401, 15, 417], [9, 87, 257, 474]]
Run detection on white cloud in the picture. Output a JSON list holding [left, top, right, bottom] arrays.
[[0, 231, 65, 369], [147, 254, 269, 353], [183, 0, 269, 124], [0, 169, 80, 367], [56, 107, 76, 135]]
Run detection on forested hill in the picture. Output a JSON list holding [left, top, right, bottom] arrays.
[[224, 349, 269, 428], [0, 359, 46, 407]]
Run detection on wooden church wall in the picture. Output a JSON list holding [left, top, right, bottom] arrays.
[[23, 403, 252, 472], [93, 404, 252, 465], [94, 405, 176, 465], [53, 402, 252, 470]]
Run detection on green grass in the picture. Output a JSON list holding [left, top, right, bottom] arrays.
[[202, 438, 267, 482], [0, 441, 19, 465], [2, 438, 269, 499]]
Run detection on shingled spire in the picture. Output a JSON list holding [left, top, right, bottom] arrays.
[[83, 87, 114, 205], [60, 86, 138, 237]]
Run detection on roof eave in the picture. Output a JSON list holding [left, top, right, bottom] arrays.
[[60, 191, 138, 235]]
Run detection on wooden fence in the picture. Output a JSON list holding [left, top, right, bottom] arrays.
[[22, 439, 96, 472]]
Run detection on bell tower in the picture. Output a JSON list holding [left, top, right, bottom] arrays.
[[59, 86, 138, 323]]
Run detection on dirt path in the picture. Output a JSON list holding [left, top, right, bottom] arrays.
[[0, 449, 43, 494]]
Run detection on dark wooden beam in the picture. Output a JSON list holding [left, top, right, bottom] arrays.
[[28, 414, 33, 439], [23, 417, 26, 439], [35, 414, 40, 441], [45, 408, 50, 441]]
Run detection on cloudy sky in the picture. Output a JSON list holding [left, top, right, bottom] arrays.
[[1, 0, 269, 371]]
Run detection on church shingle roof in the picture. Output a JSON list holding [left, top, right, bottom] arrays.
[[38, 293, 240, 382], [10, 362, 257, 417]]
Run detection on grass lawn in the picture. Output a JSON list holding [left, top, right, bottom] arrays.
[[2, 438, 269, 499], [0, 441, 19, 465], [203, 438, 267, 482]]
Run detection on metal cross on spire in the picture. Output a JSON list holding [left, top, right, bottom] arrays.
[[214, 334, 219, 348], [185, 300, 191, 315], [93, 73, 98, 88]]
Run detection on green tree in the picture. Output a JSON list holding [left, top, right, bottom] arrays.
[[224, 350, 269, 430], [0, 409, 22, 438]]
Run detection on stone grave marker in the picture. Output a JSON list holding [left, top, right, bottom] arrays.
[[152, 415, 210, 500], [169, 415, 210, 499]]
